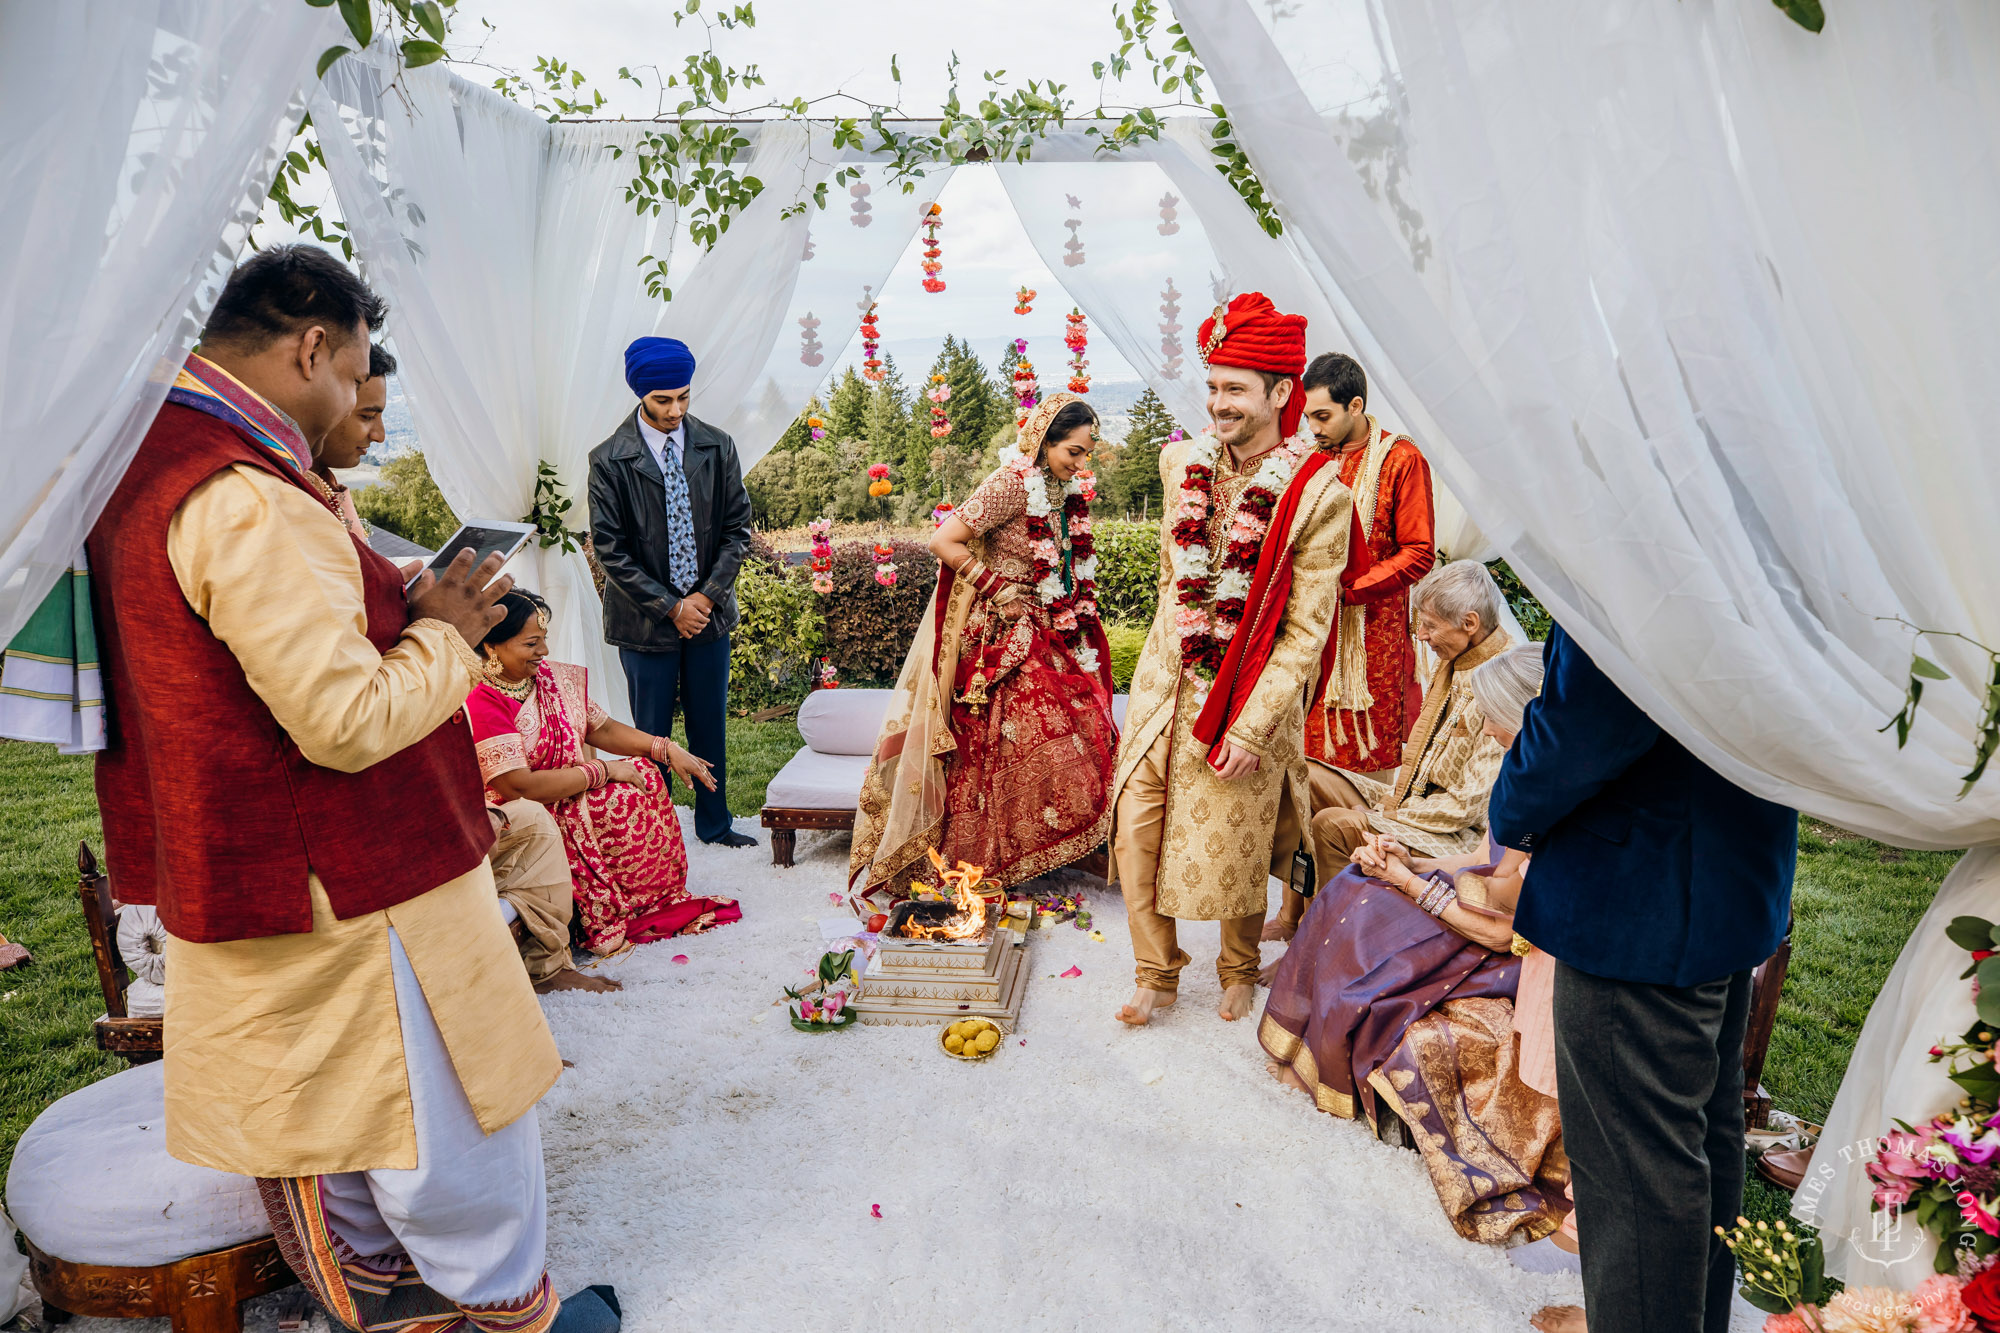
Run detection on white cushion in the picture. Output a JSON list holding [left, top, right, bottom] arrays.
[[765, 748, 872, 810], [796, 689, 891, 757], [1113, 693, 1128, 729], [5, 1062, 269, 1266]]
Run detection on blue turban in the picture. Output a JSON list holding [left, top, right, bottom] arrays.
[[624, 337, 696, 398]]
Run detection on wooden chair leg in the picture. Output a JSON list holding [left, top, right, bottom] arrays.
[[42, 1299, 74, 1326], [771, 826, 796, 867]]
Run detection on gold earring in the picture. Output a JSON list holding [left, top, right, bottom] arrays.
[[482, 656, 505, 681]]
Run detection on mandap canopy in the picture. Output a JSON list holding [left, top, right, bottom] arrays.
[[3, 1, 1999, 1271]]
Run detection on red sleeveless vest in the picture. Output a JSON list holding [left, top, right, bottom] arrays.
[[86, 404, 495, 943]]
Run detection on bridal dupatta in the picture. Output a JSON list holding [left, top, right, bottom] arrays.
[[850, 395, 1117, 904]]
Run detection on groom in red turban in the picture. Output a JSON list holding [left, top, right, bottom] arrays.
[[1107, 292, 1355, 1026]]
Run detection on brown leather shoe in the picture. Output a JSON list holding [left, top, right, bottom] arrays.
[[1756, 1146, 1813, 1193]]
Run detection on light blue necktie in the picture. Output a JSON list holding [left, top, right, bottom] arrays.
[[658, 425, 700, 594]]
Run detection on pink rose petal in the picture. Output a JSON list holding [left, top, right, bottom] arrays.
[[672, 954, 689, 964], [1060, 965, 1082, 978], [870, 1204, 882, 1219], [828, 892, 844, 905]]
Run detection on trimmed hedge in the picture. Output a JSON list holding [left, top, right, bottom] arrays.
[[822, 538, 939, 685], [1104, 622, 1147, 692], [1092, 518, 1162, 628], [729, 553, 825, 713]]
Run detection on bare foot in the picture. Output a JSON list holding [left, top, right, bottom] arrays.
[[1529, 1306, 1585, 1333], [1260, 915, 1298, 943], [1115, 988, 1177, 1026], [1265, 1059, 1309, 1096], [1257, 955, 1285, 987], [1218, 983, 1257, 1021], [536, 968, 623, 994]]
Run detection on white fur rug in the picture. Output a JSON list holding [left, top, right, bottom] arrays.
[[49, 811, 1765, 1333]]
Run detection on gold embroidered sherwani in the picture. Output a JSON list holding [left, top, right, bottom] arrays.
[[1342, 628, 1512, 858], [1111, 437, 1354, 922]]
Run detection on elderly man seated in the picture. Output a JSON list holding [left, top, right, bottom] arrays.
[[1266, 560, 1517, 948]]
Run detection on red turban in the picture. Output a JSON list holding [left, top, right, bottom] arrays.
[[1198, 292, 1309, 438]]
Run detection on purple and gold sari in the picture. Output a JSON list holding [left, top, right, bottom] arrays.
[[1258, 840, 1568, 1244]]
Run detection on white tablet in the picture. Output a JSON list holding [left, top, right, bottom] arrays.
[[405, 520, 536, 589]]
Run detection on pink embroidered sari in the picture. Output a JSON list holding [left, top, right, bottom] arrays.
[[467, 659, 738, 953]]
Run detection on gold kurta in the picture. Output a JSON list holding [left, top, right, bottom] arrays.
[[1345, 628, 1513, 858], [1109, 437, 1353, 920], [160, 461, 562, 1177]]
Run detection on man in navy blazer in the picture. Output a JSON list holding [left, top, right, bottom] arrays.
[[1490, 623, 1795, 1333]]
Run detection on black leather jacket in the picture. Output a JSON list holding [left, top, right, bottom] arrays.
[[586, 410, 752, 651]]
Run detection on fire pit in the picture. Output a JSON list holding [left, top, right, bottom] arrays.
[[849, 852, 1030, 1033]]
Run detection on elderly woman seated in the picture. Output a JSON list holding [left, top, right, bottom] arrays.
[[467, 591, 741, 955], [1258, 642, 1567, 1247]]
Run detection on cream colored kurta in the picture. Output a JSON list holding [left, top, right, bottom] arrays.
[[1109, 437, 1353, 921], [1346, 627, 1513, 858], [160, 462, 562, 1177]]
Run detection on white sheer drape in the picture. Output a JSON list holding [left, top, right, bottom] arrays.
[[1176, 0, 2000, 1281], [0, 0, 335, 640]]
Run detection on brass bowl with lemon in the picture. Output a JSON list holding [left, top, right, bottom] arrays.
[[939, 1018, 1003, 1060]]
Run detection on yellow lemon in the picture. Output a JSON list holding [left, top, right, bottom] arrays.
[[945, 1034, 965, 1054], [974, 1030, 999, 1053]]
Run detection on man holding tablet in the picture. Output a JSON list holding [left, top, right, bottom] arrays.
[[588, 336, 757, 848], [86, 245, 616, 1333]]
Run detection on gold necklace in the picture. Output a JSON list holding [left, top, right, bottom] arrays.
[[488, 668, 534, 701]]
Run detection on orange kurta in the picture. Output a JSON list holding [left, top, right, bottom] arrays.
[[1306, 428, 1435, 772]]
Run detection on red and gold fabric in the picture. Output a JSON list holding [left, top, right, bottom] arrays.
[[1307, 420, 1436, 772]]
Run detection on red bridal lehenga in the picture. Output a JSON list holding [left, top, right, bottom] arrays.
[[850, 393, 1118, 904], [468, 659, 738, 953]]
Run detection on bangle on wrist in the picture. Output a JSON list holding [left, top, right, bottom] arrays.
[[649, 735, 670, 764]]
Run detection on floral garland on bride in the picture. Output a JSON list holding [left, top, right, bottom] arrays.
[[1170, 425, 1315, 682], [1008, 452, 1101, 677]]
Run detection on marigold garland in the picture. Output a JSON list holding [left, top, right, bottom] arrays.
[[807, 516, 834, 595], [867, 461, 893, 499], [919, 203, 945, 294], [1169, 426, 1313, 686], [1010, 338, 1040, 428], [1010, 453, 1101, 675], [1013, 285, 1036, 315], [872, 540, 898, 587], [859, 298, 884, 383], [807, 413, 826, 442], [926, 373, 952, 439], [1064, 308, 1090, 394]]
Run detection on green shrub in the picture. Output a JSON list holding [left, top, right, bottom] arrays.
[[354, 451, 459, 550], [1486, 558, 1552, 641], [729, 549, 825, 713], [1092, 518, 1163, 628], [821, 538, 939, 684], [1104, 622, 1148, 692]]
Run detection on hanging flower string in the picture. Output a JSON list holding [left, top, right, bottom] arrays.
[[872, 541, 898, 588], [807, 516, 834, 595], [931, 501, 955, 527], [807, 413, 827, 443], [1170, 425, 1314, 688], [920, 203, 945, 294], [816, 658, 840, 690], [927, 374, 952, 439], [1011, 338, 1040, 428], [1008, 451, 1101, 676], [1013, 285, 1036, 315], [860, 300, 885, 383], [1064, 309, 1090, 394], [867, 461, 893, 499]]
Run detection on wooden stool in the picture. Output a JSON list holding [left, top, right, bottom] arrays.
[[27, 1235, 294, 1333]]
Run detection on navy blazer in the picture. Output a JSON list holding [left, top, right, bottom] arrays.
[[1492, 624, 1796, 987]]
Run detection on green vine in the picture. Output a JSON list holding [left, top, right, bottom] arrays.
[[524, 461, 587, 555], [1880, 619, 2000, 797]]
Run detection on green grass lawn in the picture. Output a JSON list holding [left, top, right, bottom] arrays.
[[0, 731, 1959, 1229]]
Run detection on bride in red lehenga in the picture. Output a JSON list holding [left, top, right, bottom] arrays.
[[850, 394, 1118, 904]]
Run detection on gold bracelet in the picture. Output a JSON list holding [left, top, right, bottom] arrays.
[[1509, 932, 1534, 958]]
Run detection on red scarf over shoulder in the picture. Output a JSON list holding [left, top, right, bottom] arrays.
[[1192, 453, 1374, 765]]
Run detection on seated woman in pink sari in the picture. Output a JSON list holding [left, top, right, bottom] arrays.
[[1260, 643, 1563, 1246], [467, 591, 740, 954]]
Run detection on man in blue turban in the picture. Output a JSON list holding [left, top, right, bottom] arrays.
[[587, 336, 757, 847]]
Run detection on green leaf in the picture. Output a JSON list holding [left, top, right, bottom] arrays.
[[1913, 655, 1951, 681], [401, 39, 446, 67], [417, 0, 447, 41], [316, 45, 353, 79], [1798, 1233, 1826, 1304], [1739, 1287, 1793, 1316], [1978, 956, 2000, 1027], [1947, 916, 1997, 952], [388, 0, 411, 20], [1772, 0, 1826, 32], [336, 0, 373, 47], [304, 0, 337, 6]]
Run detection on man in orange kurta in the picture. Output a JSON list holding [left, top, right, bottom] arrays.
[[1270, 353, 1435, 943]]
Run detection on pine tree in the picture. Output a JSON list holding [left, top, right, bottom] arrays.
[[863, 354, 913, 478], [942, 335, 1001, 469], [996, 336, 1025, 425], [1112, 387, 1178, 519], [825, 365, 868, 444], [771, 394, 825, 455]]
